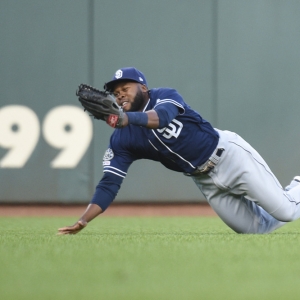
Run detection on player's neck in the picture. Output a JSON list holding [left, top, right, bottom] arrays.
[[140, 98, 150, 112]]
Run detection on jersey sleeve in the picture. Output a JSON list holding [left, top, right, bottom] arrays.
[[151, 88, 186, 128], [153, 88, 185, 114], [154, 103, 180, 128], [102, 131, 137, 177], [90, 131, 137, 211], [90, 172, 123, 211]]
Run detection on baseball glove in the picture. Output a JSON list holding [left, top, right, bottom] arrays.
[[76, 84, 125, 128]]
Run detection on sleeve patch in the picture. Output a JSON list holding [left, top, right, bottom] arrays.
[[103, 148, 114, 160]]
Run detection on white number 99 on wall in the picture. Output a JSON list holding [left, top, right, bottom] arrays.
[[0, 105, 93, 168]]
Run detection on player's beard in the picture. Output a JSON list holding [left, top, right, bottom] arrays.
[[128, 88, 147, 112]]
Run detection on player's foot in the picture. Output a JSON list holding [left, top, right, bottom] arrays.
[[293, 176, 300, 182]]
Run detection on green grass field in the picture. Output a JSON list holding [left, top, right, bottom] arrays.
[[1, 216, 300, 300]]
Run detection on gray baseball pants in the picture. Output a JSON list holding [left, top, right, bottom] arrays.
[[192, 129, 300, 234]]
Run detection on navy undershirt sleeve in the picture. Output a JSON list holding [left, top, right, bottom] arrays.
[[126, 112, 148, 126], [90, 172, 123, 211], [154, 103, 180, 128]]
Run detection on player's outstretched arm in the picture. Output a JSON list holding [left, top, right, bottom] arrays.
[[145, 110, 160, 128], [57, 204, 103, 235]]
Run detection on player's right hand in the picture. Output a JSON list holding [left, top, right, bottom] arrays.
[[57, 220, 87, 235]]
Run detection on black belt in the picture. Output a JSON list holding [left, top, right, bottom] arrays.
[[185, 148, 224, 176]]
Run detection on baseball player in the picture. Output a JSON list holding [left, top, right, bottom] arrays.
[[58, 67, 300, 235]]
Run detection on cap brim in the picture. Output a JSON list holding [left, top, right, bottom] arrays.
[[104, 78, 145, 92]]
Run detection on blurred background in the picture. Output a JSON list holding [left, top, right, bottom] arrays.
[[0, 0, 300, 204]]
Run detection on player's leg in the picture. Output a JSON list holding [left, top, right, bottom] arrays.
[[192, 175, 286, 234], [285, 176, 300, 192], [212, 130, 300, 223]]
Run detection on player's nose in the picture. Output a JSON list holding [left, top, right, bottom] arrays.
[[116, 92, 125, 101]]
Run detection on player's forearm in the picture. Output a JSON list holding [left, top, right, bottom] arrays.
[[124, 105, 179, 129], [79, 203, 103, 223], [124, 110, 159, 129]]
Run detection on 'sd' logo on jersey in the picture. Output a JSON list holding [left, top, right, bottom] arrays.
[[115, 70, 123, 79], [103, 148, 114, 160], [157, 119, 183, 139]]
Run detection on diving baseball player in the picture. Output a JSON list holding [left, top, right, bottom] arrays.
[[58, 67, 300, 235]]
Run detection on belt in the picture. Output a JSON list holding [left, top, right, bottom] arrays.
[[184, 148, 224, 176]]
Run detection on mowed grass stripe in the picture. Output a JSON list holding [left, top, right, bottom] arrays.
[[0, 217, 299, 300]]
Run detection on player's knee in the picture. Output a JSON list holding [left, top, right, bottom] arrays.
[[272, 211, 294, 222]]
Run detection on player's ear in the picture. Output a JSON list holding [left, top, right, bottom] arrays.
[[141, 84, 148, 92]]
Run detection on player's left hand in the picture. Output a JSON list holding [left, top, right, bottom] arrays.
[[57, 220, 87, 235], [76, 84, 125, 128]]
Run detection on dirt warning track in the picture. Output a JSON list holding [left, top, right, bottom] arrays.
[[0, 203, 216, 217]]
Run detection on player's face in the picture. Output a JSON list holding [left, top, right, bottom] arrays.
[[113, 82, 148, 112]]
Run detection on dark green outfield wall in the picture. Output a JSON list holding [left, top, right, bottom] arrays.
[[1, 0, 300, 203]]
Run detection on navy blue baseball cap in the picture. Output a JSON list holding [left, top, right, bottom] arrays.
[[104, 67, 148, 91]]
